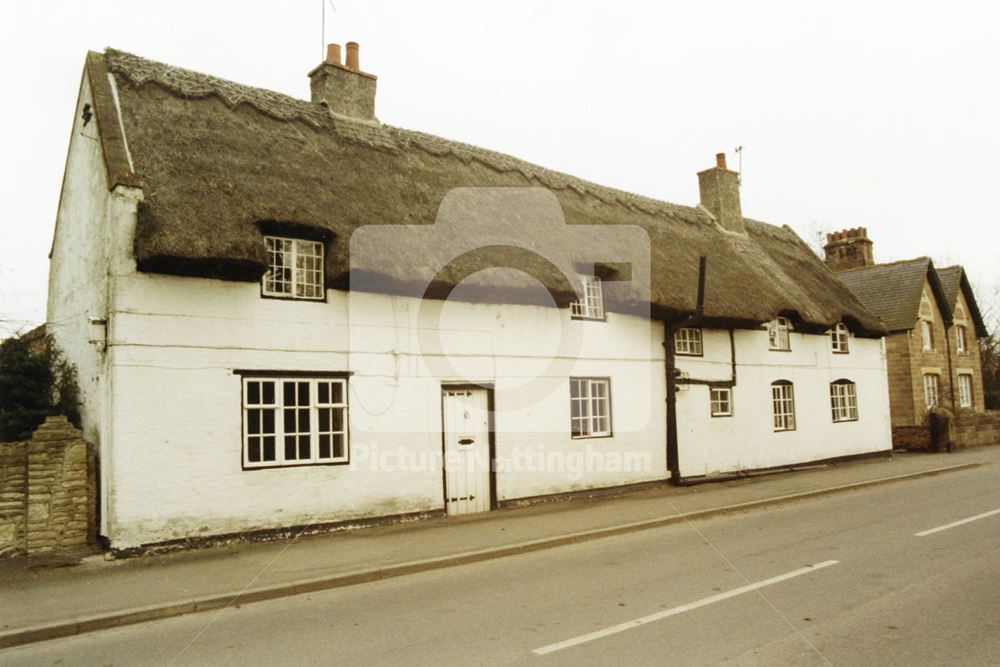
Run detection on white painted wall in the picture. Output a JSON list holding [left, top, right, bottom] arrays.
[[46, 75, 110, 446], [675, 326, 892, 477], [101, 272, 667, 547]]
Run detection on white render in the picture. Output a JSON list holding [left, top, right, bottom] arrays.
[[47, 76, 891, 549], [674, 327, 892, 478]]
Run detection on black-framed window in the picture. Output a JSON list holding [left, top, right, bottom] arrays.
[[243, 376, 348, 468]]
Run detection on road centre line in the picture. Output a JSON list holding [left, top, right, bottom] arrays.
[[914, 508, 1000, 537], [532, 560, 839, 656]]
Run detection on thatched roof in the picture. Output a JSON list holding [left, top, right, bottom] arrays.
[[838, 258, 951, 333], [937, 266, 988, 338], [83, 48, 885, 336]]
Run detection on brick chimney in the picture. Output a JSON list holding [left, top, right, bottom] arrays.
[[823, 227, 874, 272], [308, 42, 377, 121], [698, 153, 744, 235]]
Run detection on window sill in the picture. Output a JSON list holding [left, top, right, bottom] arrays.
[[768, 347, 792, 352], [675, 351, 704, 357], [832, 418, 859, 423], [571, 433, 613, 440], [261, 292, 327, 303], [571, 315, 607, 322], [244, 459, 350, 470]]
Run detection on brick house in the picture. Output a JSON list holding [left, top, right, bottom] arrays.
[[825, 228, 988, 440]]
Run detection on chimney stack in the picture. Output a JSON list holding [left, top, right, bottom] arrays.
[[308, 42, 377, 121], [823, 227, 875, 272], [697, 152, 744, 234]]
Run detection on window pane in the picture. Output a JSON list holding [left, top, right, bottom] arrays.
[[262, 382, 275, 405], [331, 408, 344, 432], [248, 437, 261, 462], [318, 382, 329, 404], [285, 436, 297, 460], [247, 382, 260, 405], [332, 434, 344, 458], [284, 381, 295, 406], [263, 436, 276, 461]]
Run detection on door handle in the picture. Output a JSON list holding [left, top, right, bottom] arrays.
[[458, 438, 475, 445]]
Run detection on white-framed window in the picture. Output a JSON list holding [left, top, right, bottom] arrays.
[[955, 325, 967, 354], [263, 236, 325, 300], [958, 374, 973, 408], [243, 376, 349, 468], [830, 379, 858, 422], [923, 373, 939, 409], [767, 317, 791, 351], [831, 323, 849, 353], [710, 387, 732, 417], [920, 320, 934, 351], [771, 380, 796, 431], [675, 328, 703, 356], [570, 377, 611, 438], [570, 275, 605, 320]]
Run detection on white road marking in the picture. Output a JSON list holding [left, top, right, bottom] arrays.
[[914, 508, 1000, 537], [532, 560, 839, 656]]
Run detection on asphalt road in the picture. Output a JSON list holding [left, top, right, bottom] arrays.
[[4, 462, 999, 666]]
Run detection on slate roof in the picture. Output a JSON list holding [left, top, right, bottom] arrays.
[[837, 258, 951, 332], [79, 48, 886, 336], [937, 266, 989, 337]]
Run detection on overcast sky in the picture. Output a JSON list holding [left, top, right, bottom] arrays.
[[1, 0, 997, 338]]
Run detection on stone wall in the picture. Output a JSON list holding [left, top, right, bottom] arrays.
[[0, 416, 95, 558], [892, 411, 1000, 451], [0, 443, 27, 557], [953, 411, 1000, 448]]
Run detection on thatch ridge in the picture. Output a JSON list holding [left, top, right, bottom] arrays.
[[95, 48, 885, 336]]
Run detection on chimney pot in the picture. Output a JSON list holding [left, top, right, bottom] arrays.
[[345, 42, 360, 71], [716, 153, 727, 169], [308, 40, 377, 121], [325, 43, 342, 66]]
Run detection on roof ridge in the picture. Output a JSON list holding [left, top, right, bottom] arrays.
[[103, 46, 777, 231]]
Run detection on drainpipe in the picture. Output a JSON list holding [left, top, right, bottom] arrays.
[[665, 256, 708, 484]]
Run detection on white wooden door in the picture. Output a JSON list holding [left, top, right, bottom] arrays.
[[442, 387, 491, 515]]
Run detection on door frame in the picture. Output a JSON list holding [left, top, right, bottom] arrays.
[[439, 382, 497, 512]]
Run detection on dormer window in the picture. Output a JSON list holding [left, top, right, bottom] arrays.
[[263, 236, 324, 300], [767, 317, 791, 351], [571, 275, 605, 320], [831, 323, 849, 353]]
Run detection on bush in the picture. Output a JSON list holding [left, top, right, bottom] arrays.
[[0, 336, 81, 441]]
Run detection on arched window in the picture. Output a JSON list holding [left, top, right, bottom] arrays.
[[771, 380, 795, 431], [830, 379, 858, 422]]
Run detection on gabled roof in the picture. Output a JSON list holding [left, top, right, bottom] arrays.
[[79, 48, 886, 336], [837, 258, 951, 332], [937, 265, 988, 338]]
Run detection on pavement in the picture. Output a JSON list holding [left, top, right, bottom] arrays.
[[2, 446, 998, 650]]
